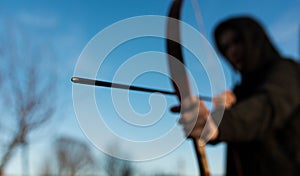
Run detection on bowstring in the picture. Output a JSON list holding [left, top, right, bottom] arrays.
[[190, 0, 207, 37]]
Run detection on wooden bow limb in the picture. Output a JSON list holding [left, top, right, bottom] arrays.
[[166, 0, 210, 175]]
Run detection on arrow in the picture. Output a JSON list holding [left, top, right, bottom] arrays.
[[71, 77, 211, 101]]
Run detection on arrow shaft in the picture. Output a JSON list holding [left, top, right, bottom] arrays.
[[71, 77, 211, 101]]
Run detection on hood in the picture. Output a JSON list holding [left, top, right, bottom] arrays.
[[214, 16, 281, 75]]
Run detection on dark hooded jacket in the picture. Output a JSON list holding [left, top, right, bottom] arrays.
[[211, 17, 300, 176]]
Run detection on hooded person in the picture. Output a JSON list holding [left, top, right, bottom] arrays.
[[176, 16, 300, 176], [213, 16, 300, 176]]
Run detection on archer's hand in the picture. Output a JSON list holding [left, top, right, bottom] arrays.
[[170, 90, 236, 113], [177, 96, 219, 141], [213, 90, 236, 109]]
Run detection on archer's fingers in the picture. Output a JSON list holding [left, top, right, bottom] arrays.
[[186, 128, 202, 139], [179, 110, 198, 124], [213, 90, 236, 109]]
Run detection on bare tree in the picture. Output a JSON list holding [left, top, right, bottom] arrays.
[[0, 23, 58, 175], [39, 159, 52, 176], [102, 144, 135, 176], [103, 155, 135, 176], [39, 136, 96, 176], [56, 136, 96, 175]]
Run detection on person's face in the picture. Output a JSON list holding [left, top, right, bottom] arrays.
[[218, 29, 245, 71]]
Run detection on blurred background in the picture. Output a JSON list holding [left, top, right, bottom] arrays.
[[0, 0, 299, 175]]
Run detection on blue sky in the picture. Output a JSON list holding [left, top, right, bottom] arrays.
[[1, 0, 299, 175]]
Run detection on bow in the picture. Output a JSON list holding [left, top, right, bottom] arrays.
[[71, 1, 212, 174], [166, 0, 210, 175]]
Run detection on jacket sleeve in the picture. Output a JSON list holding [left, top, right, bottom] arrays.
[[212, 60, 300, 142]]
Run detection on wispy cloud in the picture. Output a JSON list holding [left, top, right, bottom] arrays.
[[270, 7, 299, 43], [269, 7, 299, 58], [16, 11, 58, 28]]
